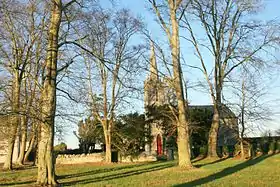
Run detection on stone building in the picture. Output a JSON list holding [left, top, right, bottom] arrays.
[[144, 42, 238, 157], [143, 42, 174, 156]]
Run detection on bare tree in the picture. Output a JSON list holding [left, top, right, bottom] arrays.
[[16, 1, 47, 166], [35, 0, 86, 184], [0, 0, 46, 169], [148, 0, 193, 168], [181, 0, 279, 158], [229, 66, 273, 159], [77, 8, 144, 163]]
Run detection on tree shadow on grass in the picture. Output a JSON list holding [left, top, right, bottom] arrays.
[[0, 180, 35, 186], [174, 154, 274, 187], [58, 162, 149, 180], [0, 162, 166, 186], [195, 157, 228, 168], [62, 162, 175, 186], [0, 164, 35, 173], [0, 165, 36, 186], [191, 155, 207, 163]]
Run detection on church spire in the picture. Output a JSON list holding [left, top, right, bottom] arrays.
[[150, 40, 158, 80]]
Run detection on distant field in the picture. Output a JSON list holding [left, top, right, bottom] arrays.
[[0, 153, 279, 187]]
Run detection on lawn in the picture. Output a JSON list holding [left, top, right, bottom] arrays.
[[0, 153, 279, 187]]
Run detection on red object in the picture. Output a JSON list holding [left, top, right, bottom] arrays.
[[157, 134, 162, 155]]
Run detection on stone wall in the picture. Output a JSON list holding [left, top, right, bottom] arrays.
[[56, 153, 104, 164], [119, 154, 157, 163], [56, 153, 157, 165]]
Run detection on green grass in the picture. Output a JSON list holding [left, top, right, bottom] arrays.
[[0, 153, 279, 187]]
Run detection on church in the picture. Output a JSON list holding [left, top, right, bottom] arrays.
[[143, 42, 238, 158]]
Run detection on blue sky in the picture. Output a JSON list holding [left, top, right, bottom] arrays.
[[61, 0, 280, 148]]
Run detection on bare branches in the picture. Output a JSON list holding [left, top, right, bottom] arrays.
[[62, 0, 82, 11], [180, 0, 280, 157], [71, 7, 145, 162], [182, 0, 280, 102], [224, 38, 271, 78], [148, 0, 171, 41], [56, 87, 78, 103]]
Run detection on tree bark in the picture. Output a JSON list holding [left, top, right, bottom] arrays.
[[207, 84, 222, 158], [240, 139, 245, 159], [240, 79, 246, 159], [20, 64, 38, 164], [104, 128, 112, 163], [36, 0, 61, 185], [17, 116, 28, 165], [240, 125, 246, 159], [170, 1, 192, 168], [207, 108, 219, 158], [24, 132, 36, 162], [3, 75, 20, 170], [25, 121, 38, 163]]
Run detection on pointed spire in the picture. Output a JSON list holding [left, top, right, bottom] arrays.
[[150, 40, 158, 80]]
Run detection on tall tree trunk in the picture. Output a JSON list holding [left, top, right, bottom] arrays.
[[207, 85, 222, 158], [170, 2, 192, 168], [33, 140, 39, 166], [104, 129, 112, 163], [17, 116, 28, 165], [3, 76, 20, 170], [207, 108, 219, 158], [24, 132, 36, 162], [25, 121, 38, 163], [240, 122, 245, 159], [103, 120, 112, 163], [20, 66, 37, 164], [36, 0, 61, 185], [240, 79, 246, 159], [240, 139, 245, 159]]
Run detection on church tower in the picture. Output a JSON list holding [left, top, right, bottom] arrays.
[[149, 39, 158, 81], [144, 41, 165, 156], [144, 41, 159, 107]]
